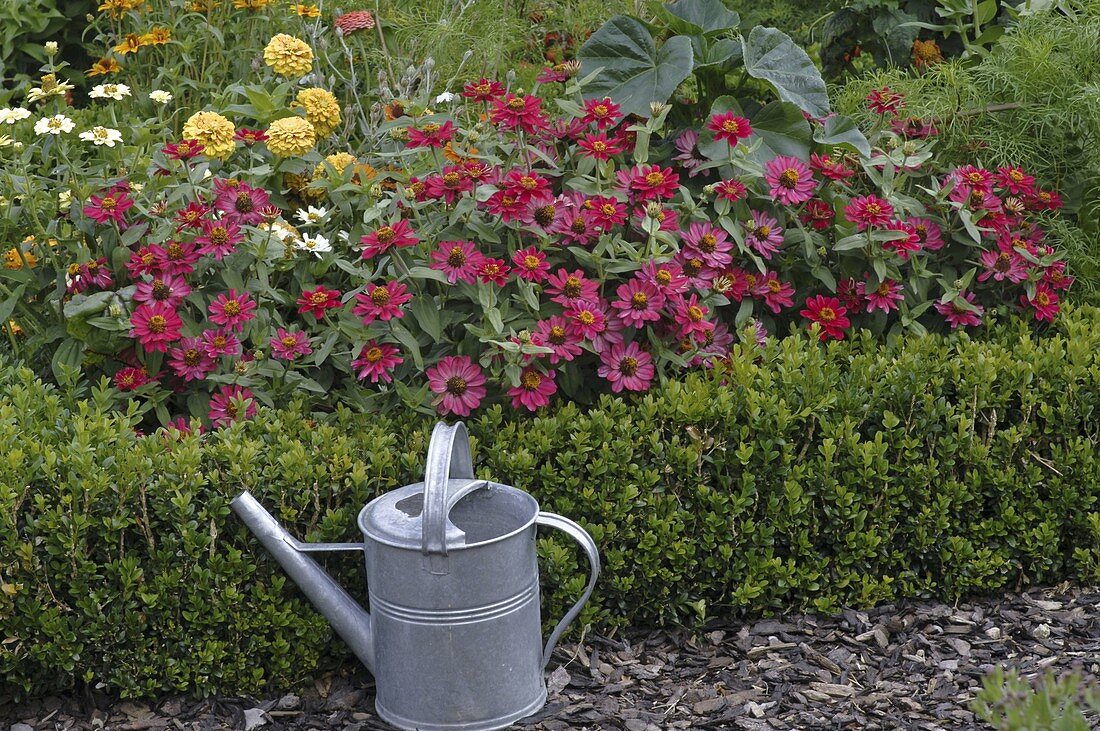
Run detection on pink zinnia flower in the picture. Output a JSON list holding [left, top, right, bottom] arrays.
[[508, 367, 557, 411], [671, 293, 714, 343], [582, 97, 622, 130], [586, 195, 628, 230], [512, 247, 550, 283], [168, 337, 215, 381], [195, 218, 244, 261], [535, 316, 584, 364], [130, 302, 183, 353], [462, 77, 505, 102], [297, 286, 343, 319], [845, 195, 894, 230], [113, 366, 151, 391], [682, 221, 733, 269], [597, 341, 655, 393], [882, 220, 922, 261], [810, 152, 855, 182], [672, 130, 707, 178], [564, 299, 606, 340], [431, 240, 483, 285], [752, 272, 795, 314], [482, 190, 528, 222], [134, 274, 192, 308], [979, 248, 1028, 284], [359, 219, 419, 259], [270, 328, 313, 361], [84, 189, 134, 226], [577, 132, 625, 161], [501, 169, 553, 205], [800, 295, 851, 341], [765, 156, 816, 206], [490, 93, 547, 134], [127, 246, 161, 278], [909, 217, 944, 251], [800, 199, 835, 230], [546, 268, 600, 306], [637, 260, 689, 295], [1020, 284, 1060, 322], [352, 340, 403, 383], [860, 279, 905, 313], [1041, 261, 1073, 292], [174, 201, 211, 231], [934, 292, 984, 329], [478, 258, 511, 286], [151, 240, 202, 277], [612, 279, 664, 327], [201, 328, 242, 358], [866, 87, 905, 115], [1027, 189, 1063, 211], [208, 289, 257, 332], [706, 111, 753, 145], [353, 281, 411, 324], [714, 178, 748, 202], [234, 127, 269, 145], [556, 207, 600, 246], [951, 165, 995, 195], [994, 166, 1036, 196], [208, 385, 257, 428], [407, 120, 456, 149], [423, 166, 475, 204], [427, 355, 487, 417], [616, 164, 680, 202], [213, 179, 270, 225], [744, 210, 784, 259]]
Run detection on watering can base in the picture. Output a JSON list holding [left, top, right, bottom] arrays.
[[375, 687, 547, 731]]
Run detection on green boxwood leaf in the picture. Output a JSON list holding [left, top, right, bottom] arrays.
[[743, 26, 830, 119], [578, 16, 694, 118]]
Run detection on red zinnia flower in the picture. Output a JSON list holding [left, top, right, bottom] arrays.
[[234, 127, 269, 145], [462, 77, 505, 102], [353, 281, 411, 324], [616, 164, 680, 202], [845, 195, 894, 230], [508, 367, 557, 412], [706, 112, 753, 145], [195, 218, 244, 261], [577, 132, 625, 161], [866, 87, 905, 115], [130, 301, 184, 353], [810, 152, 855, 182], [586, 195, 628, 230], [800, 295, 851, 341], [297, 285, 343, 318], [352, 340, 403, 383], [163, 139, 205, 161], [1020, 284, 1060, 322], [477, 258, 510, 286], [208, 289, 257, 332], [672, 293, 714, 343], [113, 366, 151, 391], [134, 273, 191, 308], [84, 189, 134, 226], [800, 199, 835, 230], [545, 268, 599, 306], [174, 201, 212, 230], [407, 120, 456, 149], [359, 219, 419, 259], [597, 341, 655, 393], [714, 178, 748, 202], [534, 316, 584, 365], [859, 279, 904, 313], [427, 355, 487, 417], [201, 328, 241, 358], [490, 93, 547, 134], [582, 97, 622, 130], [208, 385, 257, 428]]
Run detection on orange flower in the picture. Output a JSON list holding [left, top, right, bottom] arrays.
[[233, 0, 271, 8], [140, 27, 171, 45], [442, 141, 479, 164], [912, 39, 944, 69], [87, 57, 122, 77]]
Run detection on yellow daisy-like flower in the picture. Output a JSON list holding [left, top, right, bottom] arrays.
[[266, 116, 316, 157], [294, 87, 341, 138], [187, 0, 219, 11], [98, 0, 145, 18], [234, 0, 271, 8], [140, 27, 171, 45], [87, 57, 122, 77], [113, 33, 147, 55], [5, 320, 22, 337], [290, 3, 320, 16], [3, 247, 36, 269], [263, 34, 313, 78], [182, 110, 237, 160]]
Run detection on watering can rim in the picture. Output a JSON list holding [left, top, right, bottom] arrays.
[[357, 480, 541, 552]]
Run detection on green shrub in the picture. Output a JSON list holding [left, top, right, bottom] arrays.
[[2, 306, 1099, 699], [973, 667, 1100, 730]]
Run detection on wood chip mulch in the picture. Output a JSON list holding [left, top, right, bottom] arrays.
[[4, 585, 1098, 731]]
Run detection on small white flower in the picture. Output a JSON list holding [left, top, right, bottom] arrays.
[[130, 182, 144, 193], [44, 41, 58, 56], [0, 107, 32, 124], [0, 135, 13, 148], [294, 205, 328, 225], [336, 230, 349, 244], [58, 189, 72, 210], [296, 233, 332, 257], [34, 114, 75, 135], [149, 89, 173, 104], [78, 126, 123, 147], [89, 83, 131, 101], [434, 91, 456, 104]]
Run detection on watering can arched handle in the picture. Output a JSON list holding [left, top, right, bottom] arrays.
[[422, 421, 482, 560], [536, 512, 600, 670]]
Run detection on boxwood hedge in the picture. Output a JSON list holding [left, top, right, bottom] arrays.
[[2, 307, 1098, 699]]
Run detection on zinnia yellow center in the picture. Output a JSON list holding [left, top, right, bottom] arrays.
[[818, 307, 836, 321], [523, 255, 540, 270], [445, 376, 467, 395], [521, 371, 542, 389], [148, 315, 166, 333], [645, 172, 665, 186], [371, 288, 390, 305], [699, 234, 717, 252], [365, 347, 383, 363], [184, 349, 200, 365], [563, 277, 581, 297], [310, 292, 328, 304], [548, 326, 565, 343], [578, 311, 595, 326], [688, 306, 703, 322], [222, 301, 241, 316], [620, 357, 638, 376], [780, 169, 800, 187], [376, 226, 395, 244], [447, 247, 467, 267]]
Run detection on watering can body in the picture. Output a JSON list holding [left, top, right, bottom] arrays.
[[231, 422, 600, 731]]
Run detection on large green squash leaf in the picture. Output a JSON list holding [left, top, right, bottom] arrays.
[[660, 0, 740, 35], [813, 114, 871, 158], [578, 16, 694, 118], [743, 26, 830, 119]]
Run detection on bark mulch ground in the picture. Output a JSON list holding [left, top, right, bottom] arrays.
[[4, 585, 1098, 731]]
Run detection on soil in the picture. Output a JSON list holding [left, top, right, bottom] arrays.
[[4, 585, 1098, 730]]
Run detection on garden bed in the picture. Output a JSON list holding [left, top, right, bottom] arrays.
[[3, 585, 1097, 730]]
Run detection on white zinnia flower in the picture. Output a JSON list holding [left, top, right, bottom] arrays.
[[0, 107, 32, 124], [79, 126, 123, 147], [88, 83, 131, 101], [296, 233, 332, 257], [434, 91, 456, 104], [58, 189, 72, 210], [34, 114, 75, 135], [294, 205, 328, 225], [149, 89, 173, 104]]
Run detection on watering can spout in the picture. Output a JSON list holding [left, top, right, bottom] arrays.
[[230, 491, 375, 672]]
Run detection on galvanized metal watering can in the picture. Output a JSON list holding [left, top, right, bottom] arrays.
[[231, 421, 599, 731]]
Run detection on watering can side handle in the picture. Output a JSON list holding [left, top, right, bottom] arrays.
[[535, 511, 600, 670], [422, 421, 476, 558]]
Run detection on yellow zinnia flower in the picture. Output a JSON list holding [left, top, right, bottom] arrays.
[[263, 34, 313, 78], [291, 3, 320, 17], [3, 247, 37, 269], [294, 87, 341, 138], [182, 110, 236, 160], [266, 116, 315, 157]]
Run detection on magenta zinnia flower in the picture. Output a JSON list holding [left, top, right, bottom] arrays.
[[909, 217, 944, 251], [195, 218, 244, 261], [577, 132, 625, 161], [672, 293, 715, 343], [800, 295, 851, 341], [130, 302, 183, 353], [270, 328, 313, 361], [866, 87, 905, 115], [168, 337, 215, 381], [208, 289, 257, 332], [745, 210, 784, 259], [1020, 284, 1060, 322], [611, 279, 664, 327], [352, 340, 403, 383], [462, 78, 505, 102], [208, 385, 257, 428], [637, 260, 689, 295], [134, 274, 192, 308], [616, 164, 680, 202], [84, 189, 134, 226], [430, 240, 483, 284], [151, 240, 202, 277], [706, 112, 753, 145], [213, 179, 270, 225], [682, 221, 733, 269], [359, 219, 419, 259], [297, 285, 343, 318], [512, 247, 550, 283], [508, 367, 557, 412], [764, 156, 816, 206], [751, 272, 795, 314], [534, 316, 584, 365], [490, 93, 547, 135], [201, 328, 242, 358], [581, 97, 622, 130], [407, 120, 456, 149], [113, 366, 151, 391], [545, 268, 600, 306], [860, 279, 905, 313], [979, 248, 1028, 284], [563, 299, 607, 341], [935, 292, 984, 329], [597, 341, 655, 393], [353, 281, 411, 324], [586, 195, 628, 230], [714, 178, 748, 202], [845, 195, 894, 230], [427, 355, 487, 417]]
